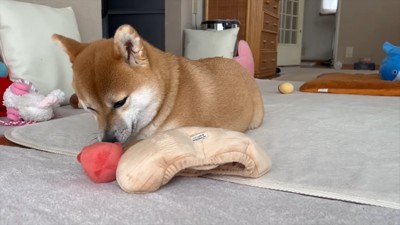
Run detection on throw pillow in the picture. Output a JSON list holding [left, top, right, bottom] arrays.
[[183, 28, 239, 60], [0, 0, 81, 105]]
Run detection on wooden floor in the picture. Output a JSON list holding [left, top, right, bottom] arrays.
[[0, 135, 25, 148]]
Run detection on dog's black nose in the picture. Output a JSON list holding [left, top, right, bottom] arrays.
[[102, 135, 118, 143]]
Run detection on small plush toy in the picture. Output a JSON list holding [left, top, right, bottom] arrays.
[[77, 142, 123, 183], [233, 40, 255, 77], [69, 93, 81, 109], [379, 42, 400, 81], [278, 82, 294, 94], [2, 79, 65, 123], [0, 62, 8, 78]]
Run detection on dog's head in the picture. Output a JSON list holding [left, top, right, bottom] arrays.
[[53, 25, 162, 144]]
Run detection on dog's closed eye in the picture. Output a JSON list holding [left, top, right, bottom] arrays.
[[87, 106, 96, 111], [113, 97, 128, 109]]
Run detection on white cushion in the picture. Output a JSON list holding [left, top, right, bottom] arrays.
[[184, 28, 239, 60], [0, 0, 81, 105]]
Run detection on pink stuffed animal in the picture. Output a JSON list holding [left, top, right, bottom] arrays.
[[233, 40, 255, 77], [2, 79, 64, 123]]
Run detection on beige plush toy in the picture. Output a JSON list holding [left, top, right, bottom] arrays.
[[117, 127, 272, 193]]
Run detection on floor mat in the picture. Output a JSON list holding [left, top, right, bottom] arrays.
[[4, 113, 97, 156]]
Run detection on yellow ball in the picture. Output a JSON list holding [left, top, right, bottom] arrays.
[[278, 82, 294, 94]]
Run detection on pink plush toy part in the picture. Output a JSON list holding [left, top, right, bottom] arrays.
[[2, 79, 64, 124], [77, 142, 124, 183], [233, 40, 255, 77]]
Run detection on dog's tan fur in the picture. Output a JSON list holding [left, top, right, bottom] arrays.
[[53, 24, 264, 146]]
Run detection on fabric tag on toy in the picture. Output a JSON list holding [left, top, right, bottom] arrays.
[[318, 88, 329, 93], [191, 132, 208, 142]]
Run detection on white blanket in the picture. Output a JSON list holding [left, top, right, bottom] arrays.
[[5, 80, 400, 209]]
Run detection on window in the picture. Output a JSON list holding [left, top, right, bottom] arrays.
[[320, 0, 338, 15], [279, 0, 300, 44]]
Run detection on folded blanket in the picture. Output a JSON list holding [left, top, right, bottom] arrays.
[[300, 73, 400, 96], [117, 127, 272, 193]]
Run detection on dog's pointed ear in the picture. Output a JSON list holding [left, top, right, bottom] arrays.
[[113, 24, 149, 67], [52, 34, 87, 63]]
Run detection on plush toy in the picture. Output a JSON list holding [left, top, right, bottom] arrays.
[[2, 79, 65, 123], [77, 127, 272, 193], [379, 42, 400, 81], [117, 127, 271, 193], [0, 62, 8, 78], [233, 40, 255, 77], [278, 82, 294, 94], [0, 62, 13, 117], [77, 142, 123, 183], [69, 93, 81, 109]]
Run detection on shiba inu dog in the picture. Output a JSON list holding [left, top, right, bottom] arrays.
[[53, 24, 264, 146]]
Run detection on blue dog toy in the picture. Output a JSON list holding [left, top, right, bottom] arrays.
[[379, 42, 400, 81], [0, 62, 9, 78]]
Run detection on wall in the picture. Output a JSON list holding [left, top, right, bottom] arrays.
[[19, 0, 199, 55], [187, 0, 400, 67], [301, 0, 336, 61], [335, 0, 400, 65], [165, 0, 196, 56], [192, 0, 204, 29], [17, 0, 102, 42]]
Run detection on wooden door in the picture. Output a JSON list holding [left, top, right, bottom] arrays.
[[277, 0, 304, 66]]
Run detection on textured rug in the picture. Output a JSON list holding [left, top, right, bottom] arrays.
[[2, 145, 398, 225], [4, 80, 400, 209]]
